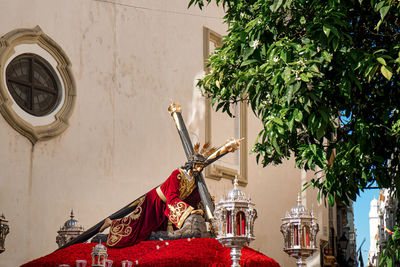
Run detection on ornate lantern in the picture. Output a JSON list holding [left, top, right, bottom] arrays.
[[56, 210, 85, 248], [214, 176, 257, 267], [0, 213, 10, 254], [91, 243, 108, 267], [280, 195, 319, 267]]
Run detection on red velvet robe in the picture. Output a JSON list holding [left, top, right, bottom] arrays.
[[106, 169, 201, 248]]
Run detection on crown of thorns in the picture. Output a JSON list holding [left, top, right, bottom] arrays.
[[182, 143, 216, 171]]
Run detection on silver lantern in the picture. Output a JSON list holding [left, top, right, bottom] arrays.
[[214, 176, 257, 267], [56, 210, 85, 248], [0, 213, 10, 254], [92, 243, 108, 267], [280, 194, 319, 267]]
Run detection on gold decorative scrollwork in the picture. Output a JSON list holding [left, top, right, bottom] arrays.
[[107, 196, 145, 247], [178, 169, 196, 200], [167, 201, 193, 229]]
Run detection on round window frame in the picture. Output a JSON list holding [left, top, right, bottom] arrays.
[[0, 26, 76, 144], [6, 53, 61, 116]]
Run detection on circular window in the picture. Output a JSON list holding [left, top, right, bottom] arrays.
[[0, 26, 76, 144], [6, 53, 60, 117]]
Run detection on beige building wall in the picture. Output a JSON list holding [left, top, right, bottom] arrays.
[[0, 1, 331, 266]]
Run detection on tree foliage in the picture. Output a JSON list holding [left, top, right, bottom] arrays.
[[189, 0, 400, 206], [380, 225, 400, 267]]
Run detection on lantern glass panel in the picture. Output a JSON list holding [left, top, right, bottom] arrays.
[[301, 226, 311, 247], [293, 224, 300, 246], [236, 211, 246, 235], [227, 210, 232, 234]]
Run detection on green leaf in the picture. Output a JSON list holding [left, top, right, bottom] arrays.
[[243, 47, 254, 60], [324, 25, 339, 38], [375, 1, 385, 12], [283, 67, 291, 83], [286, 84, 294, 104], [328, 193, 335, 206], [381, 65, 393, 80], [280, 49, 287, 62], [216, 102, 225, 111], [332, 38, 339, 51], [323, 25, 331, 37], [322, 51, 332, 62], [300, 73, 310, 82], [316, 125, 325, 140], [277, 125, 285, 135], [241, 59, 258, 66], [310, 144, 316, 155], [387, 257, 392, 267], [271, 134, 282, 154], [270, 0, 283, 12], [300, 16, 306, 25], [311, 64, 320, 73], [318, 108, 330, 122], [272, 117, 284, 126], [376, 57, 387, 66], [380, 6, 390, 20], [294, 109, 303, 122], [373, 49, 388, 55]]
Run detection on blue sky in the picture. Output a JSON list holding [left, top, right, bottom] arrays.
[[354, 188, 380, 266]]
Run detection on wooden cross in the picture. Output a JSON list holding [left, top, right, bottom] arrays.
[[168, 103, 215, 220]]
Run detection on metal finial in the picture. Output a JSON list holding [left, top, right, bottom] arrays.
[[297, 193, 302, 206], [70, 209, 74, 219], [233, 175, 239, 188]]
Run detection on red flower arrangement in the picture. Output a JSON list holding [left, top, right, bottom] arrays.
[[22, 238, 280, 267]]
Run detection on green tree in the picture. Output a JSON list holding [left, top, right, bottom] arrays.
[[380, 224, 400, 266], [189, 0, 400, 204], [189, 0, 400, 263]]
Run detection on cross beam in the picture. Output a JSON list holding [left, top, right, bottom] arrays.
[[168, 103, 215, 220]]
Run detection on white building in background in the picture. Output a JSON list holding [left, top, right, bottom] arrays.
[[368, 189, 398, 267], [368, 197, 379, 266]]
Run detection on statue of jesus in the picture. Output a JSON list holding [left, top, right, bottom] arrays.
[[100, 168, 204, 248]]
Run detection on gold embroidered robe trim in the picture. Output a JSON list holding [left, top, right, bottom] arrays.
[[178, 169, 196, 200], [156, 186, 167, 203], [167, 201, 194, 229], [107, 196, 145, 247], [128, 195, 146, 208]]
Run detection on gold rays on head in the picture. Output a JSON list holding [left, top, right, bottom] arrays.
[[193, 142, 217, 158], [194, 143, 200, 155]]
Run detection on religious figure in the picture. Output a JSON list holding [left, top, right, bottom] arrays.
[[99, 137, 242, 248], [100, 168, 203, 248]]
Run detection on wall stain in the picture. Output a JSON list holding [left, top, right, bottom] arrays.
[[28, 144, 34, 197]]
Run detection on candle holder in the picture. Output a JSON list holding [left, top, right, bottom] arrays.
[[214, 176, 257, 267], [91, 243, 108, 267], [280, 194, 319, 267]]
